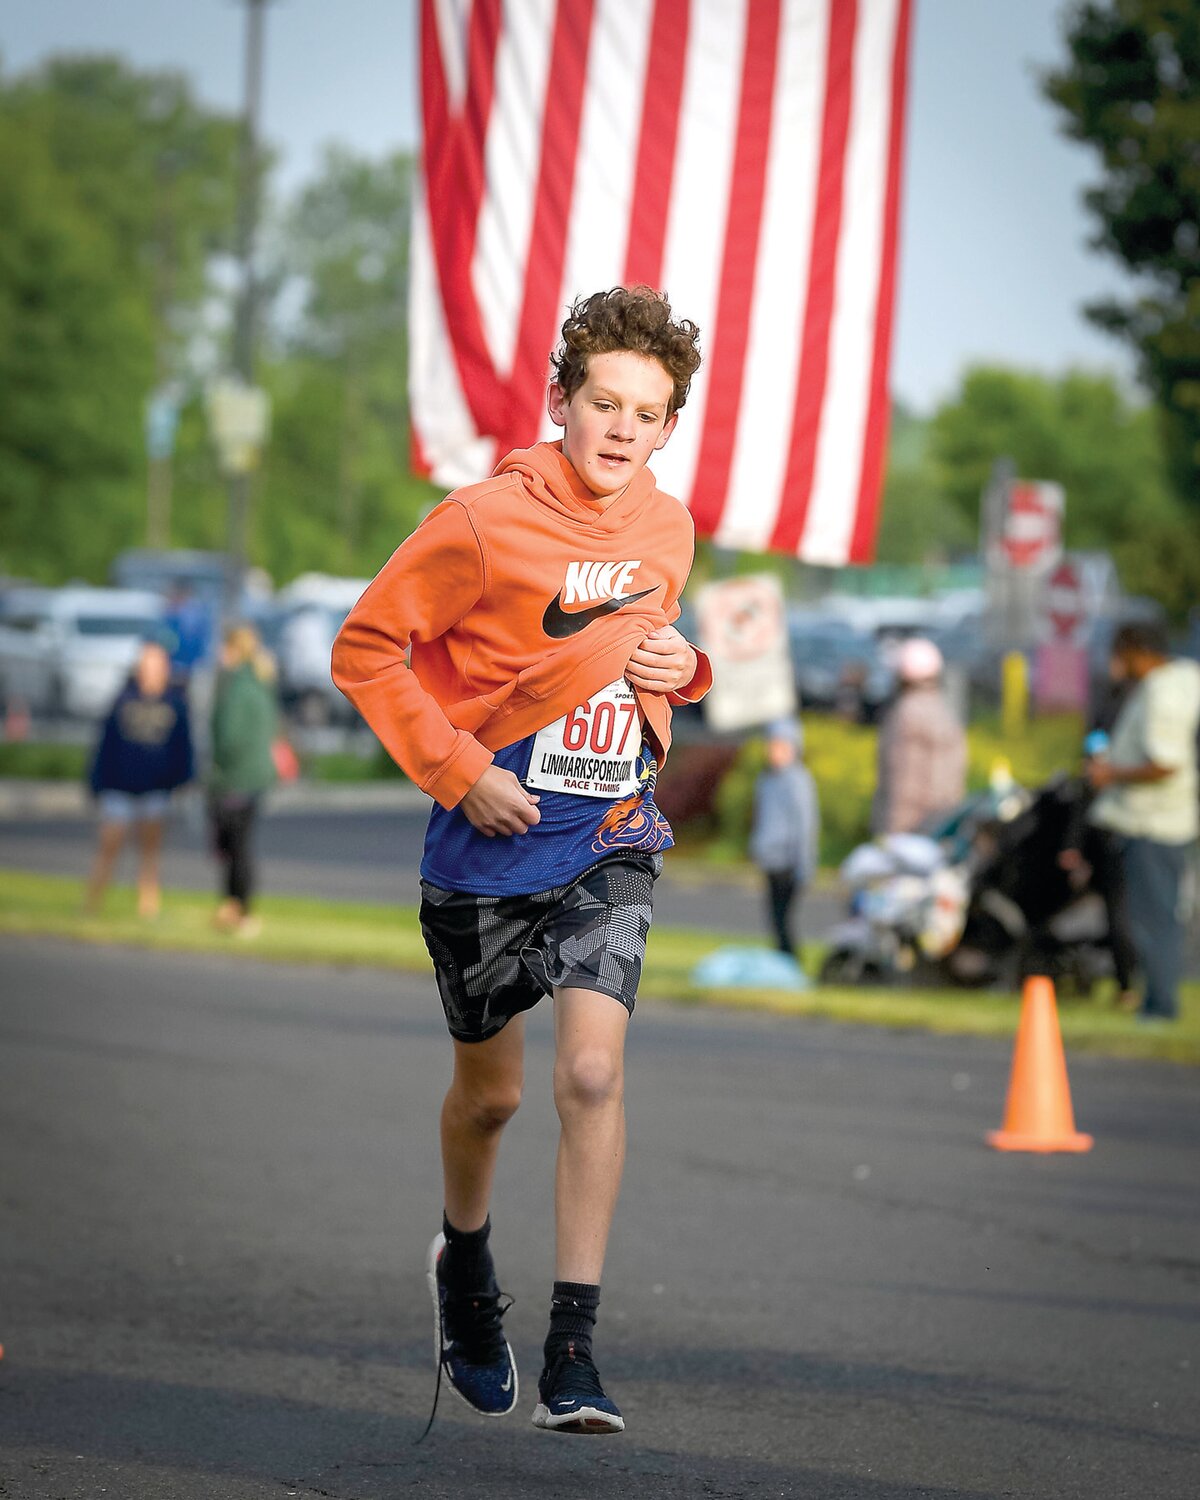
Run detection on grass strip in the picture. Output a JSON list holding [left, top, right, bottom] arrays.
[[1, 867, 1196, 1065]]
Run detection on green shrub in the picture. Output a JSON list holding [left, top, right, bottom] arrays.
[[0, 742, 88, 780], [693, 710, 1085, 870]]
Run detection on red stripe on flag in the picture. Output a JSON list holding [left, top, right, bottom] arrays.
[[503, 0, 597, 453], [769, 0, 857, 554], [421, 0, 510, 436], [686, 0, 784, 538], [622, 0, 690, 290], [409, 419, 432, 479], [848, 0, 913, 564]]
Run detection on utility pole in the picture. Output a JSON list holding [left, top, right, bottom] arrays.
[[223, 0, 270, 619]]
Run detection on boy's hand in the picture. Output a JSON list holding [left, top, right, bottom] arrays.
[[624, 626, 697, 694], [460, 766, 541, 837]]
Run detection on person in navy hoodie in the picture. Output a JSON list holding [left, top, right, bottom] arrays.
[[85, 638, 195, 918]]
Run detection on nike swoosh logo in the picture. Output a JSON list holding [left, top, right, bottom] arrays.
[[501, 1370, 513, 1393], [542, 585, 658, 639]]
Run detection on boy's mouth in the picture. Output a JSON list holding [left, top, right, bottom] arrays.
[[598, 451, 629, 467]]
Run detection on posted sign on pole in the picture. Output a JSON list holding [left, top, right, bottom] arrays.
[[696, 575, 796, 733], [1034, 555, 1090, 712], [998, 482, 1063, 572]]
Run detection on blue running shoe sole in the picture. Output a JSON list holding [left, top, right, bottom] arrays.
[[426, 1233, 518, 1418]]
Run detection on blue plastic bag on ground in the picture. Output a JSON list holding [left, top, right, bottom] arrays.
[[691, 945, 812, 991]]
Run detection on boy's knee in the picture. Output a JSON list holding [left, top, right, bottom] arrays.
[[455, 1080, 522, 1134], [555, 1049, 623, 1114]]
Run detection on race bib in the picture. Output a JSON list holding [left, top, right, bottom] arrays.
[[525, 679, 642, 799]]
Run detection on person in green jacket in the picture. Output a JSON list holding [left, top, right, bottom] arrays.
[[209, 623, 278, 936]]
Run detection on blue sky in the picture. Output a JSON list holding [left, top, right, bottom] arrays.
[[2, 0, 1137, 412]]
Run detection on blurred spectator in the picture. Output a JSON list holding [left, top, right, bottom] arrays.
[[85, 639, 194, 918], [749, 718, 820, 961], [163, 584, 213, 677], [209, 624, 278, 938], [872, 638, 966, 835], [1059, 729, 1139, 1012], [1087, 622, 1200, 1021]]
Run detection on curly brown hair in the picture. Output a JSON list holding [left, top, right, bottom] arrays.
[[550, 286, 702, 416]]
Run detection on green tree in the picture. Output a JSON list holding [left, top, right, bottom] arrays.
[[252, 146, 437, 580], [873, 402, 975, 565], [0, 118, 155, 581], [928, 364, 1199, 610], [0, 55, 244, 581], [1044, 3, 1200, 498], [0, 55, 241, 374]]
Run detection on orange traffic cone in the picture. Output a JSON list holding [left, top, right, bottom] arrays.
[[987, 975, 1093, 1153]]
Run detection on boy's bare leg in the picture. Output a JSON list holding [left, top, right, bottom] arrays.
[[552, 988, 629, 1283], [440, 1014, 525, 1232], [135, 818, 164, 918], [85, 821, 126, 913]]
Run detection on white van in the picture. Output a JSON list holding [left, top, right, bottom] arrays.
[[0, 586, 165, 720]]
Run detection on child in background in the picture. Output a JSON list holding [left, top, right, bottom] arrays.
[[86, 638, 194, 918], [750, 718, 820, 962]]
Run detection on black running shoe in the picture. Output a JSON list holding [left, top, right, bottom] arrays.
[[426, 1233, 518, 1418], [532, 1339, 624, 1434]]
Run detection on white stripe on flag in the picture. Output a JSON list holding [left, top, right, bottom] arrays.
[[538, 0, 655, 441], [431, 0, 472, 115], [650, 0, 750, 507], [716, 0, 829, 552], [474, 0, 558, 379], [802, 0, 901, 564], [410, 181, 498, 486]]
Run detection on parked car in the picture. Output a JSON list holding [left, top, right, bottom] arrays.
[[787, 612, 894, 720], [0, 586, 165, 719], [268, 573, 371, 726]]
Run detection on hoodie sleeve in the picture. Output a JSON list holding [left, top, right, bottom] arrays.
[[331, 500, 494, 808], [668, 647, 713, 705], [661, 514, 713, 704]]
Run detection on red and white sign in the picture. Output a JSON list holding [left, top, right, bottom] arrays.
[[1000, 481, 1063, 571], [1045, 557, 1085, 642], [413, 0, 915, 565], [697, 574, 795, 730]]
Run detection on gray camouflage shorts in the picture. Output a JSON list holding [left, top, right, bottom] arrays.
[[418, 854, 662, 1043]]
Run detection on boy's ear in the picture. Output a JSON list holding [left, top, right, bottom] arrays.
[[547, 383, 569, 429], [654, 410, 679, 451]]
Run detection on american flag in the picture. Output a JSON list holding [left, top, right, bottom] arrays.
[[411, 0, 913, 565]]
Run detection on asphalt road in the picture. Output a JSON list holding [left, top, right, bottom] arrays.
[[0, 806, 840, 939], [2, 936, 1198, 1498]]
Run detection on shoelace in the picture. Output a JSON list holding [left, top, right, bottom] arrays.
[[543, 1341, 606, 1403], [415, 1285, 514, 1445]]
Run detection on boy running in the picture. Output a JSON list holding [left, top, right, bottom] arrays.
[[332, 286, 710, 1435]]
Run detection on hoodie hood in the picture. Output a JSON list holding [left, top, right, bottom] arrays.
[[495, 441, 659, 532]]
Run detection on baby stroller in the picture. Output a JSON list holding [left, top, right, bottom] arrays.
[[818, 817, 987, 986], [944, 774, 1113, 991], [821, 776, 1114, 990]]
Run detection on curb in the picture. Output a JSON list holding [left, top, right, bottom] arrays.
[[0, 777, 430, 820]]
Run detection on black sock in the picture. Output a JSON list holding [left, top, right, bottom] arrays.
[[440, 1213, 497, 1294], [543, 1280, 600, 1367]]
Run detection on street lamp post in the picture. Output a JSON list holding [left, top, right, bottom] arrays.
[[223, 0, 270, 621]]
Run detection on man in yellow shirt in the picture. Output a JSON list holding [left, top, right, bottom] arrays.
[[1089, 622, 1200, 1020]]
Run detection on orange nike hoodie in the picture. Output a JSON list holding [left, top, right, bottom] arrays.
[[331, 441, 712, 809]]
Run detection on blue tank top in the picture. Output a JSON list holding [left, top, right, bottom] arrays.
[[421, 733, 673, 895]]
